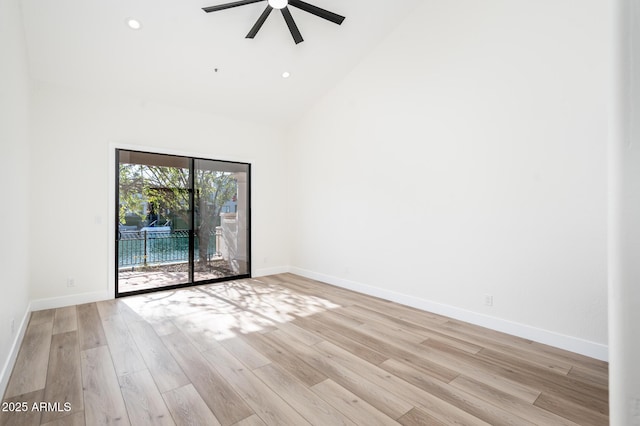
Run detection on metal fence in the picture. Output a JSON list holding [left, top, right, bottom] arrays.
[[118, 229, 216, 268]]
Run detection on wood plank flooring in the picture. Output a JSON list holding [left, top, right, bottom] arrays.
[[1, 273, 608, 425]]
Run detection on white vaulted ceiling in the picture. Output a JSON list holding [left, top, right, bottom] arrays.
[[20, 0, 421, 126]]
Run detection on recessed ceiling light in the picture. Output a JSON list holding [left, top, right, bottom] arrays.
[[282, 72, 291, 79], [126, 18, 142, 30]]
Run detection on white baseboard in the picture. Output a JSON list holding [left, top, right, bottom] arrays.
[[288, 267, 608, 361], [254, 266, 290, 277], [0, 302, 31, 398], [30, 290, 111, 311]]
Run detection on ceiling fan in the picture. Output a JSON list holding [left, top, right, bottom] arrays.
[[202, 0, 345, 44]]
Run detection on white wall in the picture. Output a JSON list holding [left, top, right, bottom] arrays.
[[609, 0, 640, 423], [288, 0, 608, 358], [28, 82, 289, 302], [0, 0, 32, 393]]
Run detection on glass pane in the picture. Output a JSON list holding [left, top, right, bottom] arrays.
[[117, 150, 191, 294], [194, 159, 250, 282]]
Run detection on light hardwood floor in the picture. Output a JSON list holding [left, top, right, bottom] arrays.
[[1, 274, 608, 425]]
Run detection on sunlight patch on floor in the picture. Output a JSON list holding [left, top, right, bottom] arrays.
[[120, 278, 341, 342]]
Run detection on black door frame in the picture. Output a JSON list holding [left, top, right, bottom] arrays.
[[115, 148, 251, 297]]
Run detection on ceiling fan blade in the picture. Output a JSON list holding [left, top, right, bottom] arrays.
[[202, 0, 265, 13], [281, 7, 304, 44], [246, 5, 273, 38], [288, 0, 345, 25]]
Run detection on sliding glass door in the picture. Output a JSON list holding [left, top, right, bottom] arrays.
[[193, 159, 250, 282], [116, 149, 250, 296]]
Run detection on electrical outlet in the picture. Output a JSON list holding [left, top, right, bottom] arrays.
[[484, 294, 493, 307], [66, 278, 75, 288]]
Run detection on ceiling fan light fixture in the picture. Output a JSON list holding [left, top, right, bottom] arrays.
[[268, 0, 288, 9]]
